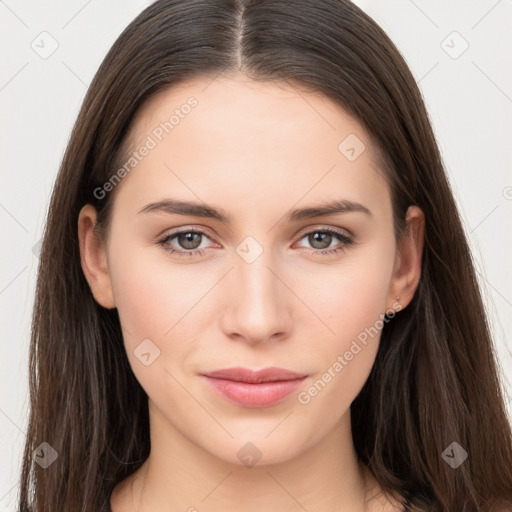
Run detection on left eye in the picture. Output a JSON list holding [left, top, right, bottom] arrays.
[[157, 229, 214, 256], [157, 228, 354, 257], [168, 231, 208, 250], [295, 229, 352, 252]]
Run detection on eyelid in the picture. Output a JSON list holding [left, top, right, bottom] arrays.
[[156, 225, 219, 243], [294, 223, 354, 240], [158, 223, 353, 246]]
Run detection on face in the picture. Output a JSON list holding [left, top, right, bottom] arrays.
[[81, 73, 415, 467]]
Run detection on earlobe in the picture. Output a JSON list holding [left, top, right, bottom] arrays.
[[77, 204, 116, 309], [387, 206, 425, 311]]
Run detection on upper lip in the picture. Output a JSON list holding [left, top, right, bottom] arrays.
[[201, 366, 308, 384]]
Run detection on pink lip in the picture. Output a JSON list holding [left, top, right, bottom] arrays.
[[200, 367, 308, 408]]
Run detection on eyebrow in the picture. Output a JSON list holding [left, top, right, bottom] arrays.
[[137, 198, 372, 223]]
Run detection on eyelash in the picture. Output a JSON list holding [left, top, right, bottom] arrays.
[[157, 227, 355, 258]]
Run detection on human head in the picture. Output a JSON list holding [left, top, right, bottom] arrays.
[[78, 70, 424, 465], [20, 1, 512, 511]]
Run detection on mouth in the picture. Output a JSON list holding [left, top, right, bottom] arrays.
[[199, 366, 308, 408]]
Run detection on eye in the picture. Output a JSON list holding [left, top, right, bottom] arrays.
[[294, 228, 354, 255], [157, 227, 355, 258], [157, 228, 216, 257]]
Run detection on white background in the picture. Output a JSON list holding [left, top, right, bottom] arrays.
[[1, 1, 511, 509]]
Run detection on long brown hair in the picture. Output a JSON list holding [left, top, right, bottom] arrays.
[[18, 1, 512, 511]]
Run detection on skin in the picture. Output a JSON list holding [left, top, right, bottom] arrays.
[[78, 72, 424, 512]]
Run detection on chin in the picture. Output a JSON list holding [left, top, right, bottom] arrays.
[[198, 432, 310, 468]]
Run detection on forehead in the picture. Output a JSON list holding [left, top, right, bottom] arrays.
[[129, 73, 373, 154], [114, 73, 390, 220]]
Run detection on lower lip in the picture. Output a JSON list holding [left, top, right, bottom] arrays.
[[202, 376, 306, 408]]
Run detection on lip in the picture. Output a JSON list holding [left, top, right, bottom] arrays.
[[200, 366, 308, 408]]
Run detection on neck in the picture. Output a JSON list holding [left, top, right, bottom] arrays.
[[111, 401, 375, 512]]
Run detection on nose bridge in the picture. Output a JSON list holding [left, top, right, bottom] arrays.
[[220, 234, 291, 343]]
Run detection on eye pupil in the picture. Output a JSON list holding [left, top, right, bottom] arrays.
[[309, 232, 331, 250]]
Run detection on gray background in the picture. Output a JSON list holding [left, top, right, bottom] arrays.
[[1, 1, 511, 509]]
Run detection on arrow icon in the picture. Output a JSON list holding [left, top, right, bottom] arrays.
[[441, 441, 468, 468], [440, 31, 468, 60], [236, 236, 263, 263], [338, 134, 365, 161], [134, 339, 161, 366], [33, 441, 58, 468]]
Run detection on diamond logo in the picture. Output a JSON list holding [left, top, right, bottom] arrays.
[[33, 441, 58, 469], [236, 442, 262, 467], [236, 236, 263, 264], [338, 133, 366, 161], [134, 338, 161, 366], [442, 441, 468, 468], [31, 31, 59, 60], [441, 31, 469, 60]]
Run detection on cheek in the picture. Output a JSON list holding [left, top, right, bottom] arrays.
[[297, 239, 395, 411], [310, 240, 395, 344], [293, 302, 383, 436], [109, 241, 203, 337], [107, 241, 207, 379], [108, 248, 204, 410]]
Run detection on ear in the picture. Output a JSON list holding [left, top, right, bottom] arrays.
[[77, 204, 116, 309], [387, 205, 425, 311]]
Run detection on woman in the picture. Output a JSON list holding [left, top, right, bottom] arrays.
[[18, 1, 512, 511]]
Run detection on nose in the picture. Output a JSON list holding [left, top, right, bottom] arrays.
[[219, 246, 293, 346]]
